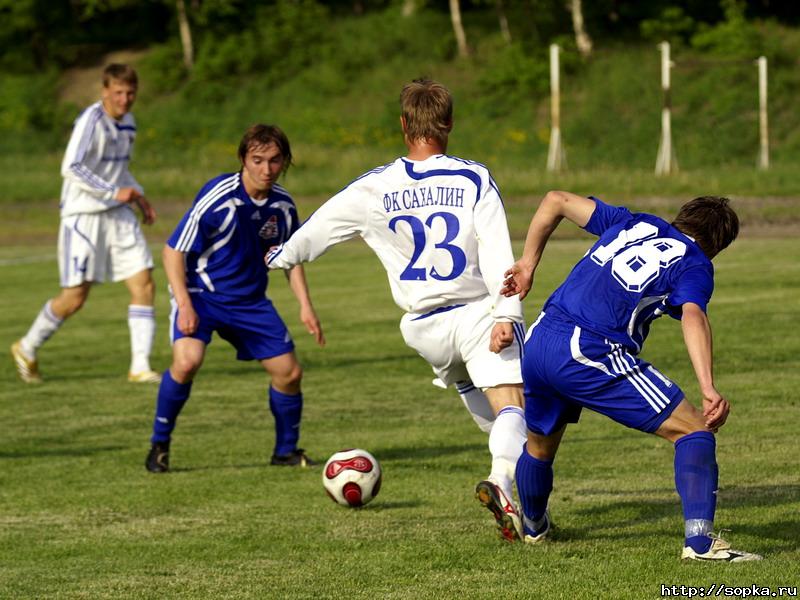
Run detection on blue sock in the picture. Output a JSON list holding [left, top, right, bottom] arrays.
[[150, 370, 192, 444], [269, 387, 303, 456], [516, 446, 553, 532], [674, 431, 718, 553]]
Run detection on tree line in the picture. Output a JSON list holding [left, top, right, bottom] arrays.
[[1, 0, 798, 74]]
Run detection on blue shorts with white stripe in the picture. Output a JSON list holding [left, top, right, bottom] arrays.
[[522, 312, 684, 435]]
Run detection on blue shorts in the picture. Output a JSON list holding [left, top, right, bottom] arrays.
[[522, 312, 684, 435], [171, 293, 294, 361]]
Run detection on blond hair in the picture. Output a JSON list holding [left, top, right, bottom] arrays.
[[400, 79, 453, 145]]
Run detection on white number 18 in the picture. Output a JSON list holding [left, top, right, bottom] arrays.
[[591, 223, 687, 292]]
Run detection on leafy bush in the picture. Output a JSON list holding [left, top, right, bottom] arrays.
[[691, 0, 763, 58], [640, 6, 696, 46]]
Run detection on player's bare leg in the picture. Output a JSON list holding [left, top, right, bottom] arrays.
[[124, 268, 159, 383], [12, 283, 91, 383], [261, 351, 313, 466], [475, 384, 527, 541], [656, 399, 762, 561]]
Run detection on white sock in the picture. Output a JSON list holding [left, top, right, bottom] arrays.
[[21, 300, 63, 358], [488, 405, 527, 499], [128, 304, 155, 373], [456, 381, 495, 433]]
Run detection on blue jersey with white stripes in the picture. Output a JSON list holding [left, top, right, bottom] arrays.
[[544, 198, 714, 353], [168, 172, 299, 301]]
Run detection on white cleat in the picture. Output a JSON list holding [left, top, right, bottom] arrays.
[[11, 340, 42, 384], [128, 370, 162, 384], [523, 510, 553, 544], [475, 479, 523, 542], [681, 534, 763, 562]]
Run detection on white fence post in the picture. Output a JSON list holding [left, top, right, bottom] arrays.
[[757, 56, 769, 170], [546, 43, 566, 172], [655, 41, 678, 175]]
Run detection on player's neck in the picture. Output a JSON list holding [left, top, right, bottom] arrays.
[[405, 139, 446, 161]]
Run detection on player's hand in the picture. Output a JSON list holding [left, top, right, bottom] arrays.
[[300, 305, 325, 347], [115, 187, 142, 204], [135, 196, 157, 225], [177, 302, 199, 336], [502, 261, 534, 300], [701, 387, 730, 432], [489, 322, 514, 354]]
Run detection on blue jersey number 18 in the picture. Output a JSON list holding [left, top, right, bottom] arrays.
[[591, 223, 687, 292]]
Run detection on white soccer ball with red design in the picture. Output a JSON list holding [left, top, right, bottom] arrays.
[[322, 448, 382, 507]]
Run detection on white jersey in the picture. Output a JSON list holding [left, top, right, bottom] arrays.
[[268, 154, 523, 322], [59, 101, 143, 217]]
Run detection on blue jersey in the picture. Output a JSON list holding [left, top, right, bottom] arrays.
[[544, 198, 714, 353], [167, 172, 299, 302]]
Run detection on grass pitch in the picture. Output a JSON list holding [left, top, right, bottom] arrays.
[[0, 235, 798, 599]]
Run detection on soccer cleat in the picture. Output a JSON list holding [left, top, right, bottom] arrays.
[[681, 533, 763, 562], [270, 448, 317, 467], [475, 479, 523, 542], [11, 340, 42, 383], [145, 442, 170, 473], [128, 370, 162, 384], [523, 510, 553, 544]]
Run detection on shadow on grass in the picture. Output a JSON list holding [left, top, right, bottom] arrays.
[[556, 483, 800, 544]]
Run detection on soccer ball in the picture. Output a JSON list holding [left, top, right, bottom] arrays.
[[322, 448, 382, 507]]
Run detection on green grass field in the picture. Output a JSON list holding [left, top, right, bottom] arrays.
[[1, 231, 798, 598]]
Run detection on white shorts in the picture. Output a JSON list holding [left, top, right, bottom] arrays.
[[399, 296, 525, 389], [58, 207, 154, 287]]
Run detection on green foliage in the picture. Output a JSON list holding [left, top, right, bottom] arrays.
[[137, 41, 188, 94], [640, 6, 696, 46], [0, 71, 69, 144], [691, 0, 763, 58], [476, 42, 550, 116], [191, 0, 330, 83]]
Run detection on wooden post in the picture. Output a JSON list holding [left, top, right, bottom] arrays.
[[757, 56, 769, 170], [546, 44, 566, 172], [655, 41, 677, 175]]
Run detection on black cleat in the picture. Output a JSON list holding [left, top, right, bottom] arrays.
[[146, 442, 170, 473], [270, 448, 316, 467]]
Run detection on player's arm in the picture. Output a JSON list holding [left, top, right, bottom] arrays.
[[472, 177, 524, 354], [284, 264, 325, 347], [502, 190, 597, 300], [680, 302, 729, 431], [266, 185, 368, 270], [163, 245, 198, 335]]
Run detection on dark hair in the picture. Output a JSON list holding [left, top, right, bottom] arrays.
[[671, 196, 739, 258], [103, 64, 138, 87], [400, 79, 453, 145], [237, 124, 292, 172]]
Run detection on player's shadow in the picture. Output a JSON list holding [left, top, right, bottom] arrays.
[[559, 483, 800, 544]]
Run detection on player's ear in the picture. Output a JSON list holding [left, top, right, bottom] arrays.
[[400, 116, 407, 133]]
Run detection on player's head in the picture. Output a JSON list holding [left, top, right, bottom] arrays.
[[671, 196, 739, 259], [400, 79, 453, 148], [238, 124, 292, 197], [238, 124, 292, 172], [101, 64, 138, 119]]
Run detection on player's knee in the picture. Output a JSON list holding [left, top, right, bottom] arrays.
[[131, 274, 155, 304], [171, 356, 201, 382], [273, 362, 302, 391]]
